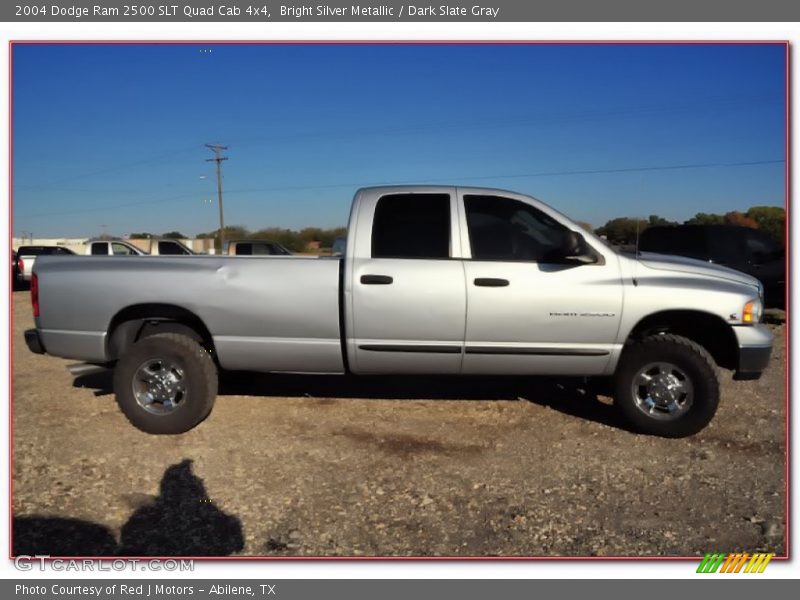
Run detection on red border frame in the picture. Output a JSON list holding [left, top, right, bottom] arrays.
[[7, 40, 791, 563]]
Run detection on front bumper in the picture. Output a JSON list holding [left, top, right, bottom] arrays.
[[732, 323, 773, 380], [24, 328, 46, 355]]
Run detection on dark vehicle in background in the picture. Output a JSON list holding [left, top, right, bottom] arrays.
[[225, 240, 292, 256], [12, 250, 21, 290], [16, 245, 76, 283], [639, 225, 785, 307]]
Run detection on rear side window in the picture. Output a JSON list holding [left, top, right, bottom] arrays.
[[371, 193, 450, 259], [235, 243, 253, 255], [90, 243, 108, 255]]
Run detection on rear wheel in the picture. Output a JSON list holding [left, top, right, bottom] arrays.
[[613, 333, 719, 438], [113, 333, 217, 434]]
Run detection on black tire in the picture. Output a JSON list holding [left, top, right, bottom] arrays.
[[613, 333, 719, 438], [113, 333, 217, 434]]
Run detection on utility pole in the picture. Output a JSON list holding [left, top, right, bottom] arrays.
[[205, 143, 229, 254]]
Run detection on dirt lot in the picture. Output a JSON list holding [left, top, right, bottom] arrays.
[[11, 290, 787, 557]]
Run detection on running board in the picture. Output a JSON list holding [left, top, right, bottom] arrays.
[[66, 363, 109, 377]]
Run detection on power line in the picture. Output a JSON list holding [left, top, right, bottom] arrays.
[[13, 144, 201, 191], [227, 95, 782, 148], [221, 159, 787, 196], [15, 192, 201, 218], [13, 157, 784, 220], [13, 94, 781, 192]]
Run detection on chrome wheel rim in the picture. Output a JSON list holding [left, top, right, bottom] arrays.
[[630, 361, 694, 421], [132, 358, 187, 415]]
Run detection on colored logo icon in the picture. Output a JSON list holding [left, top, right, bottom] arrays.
[[697, 552, 774, 573]]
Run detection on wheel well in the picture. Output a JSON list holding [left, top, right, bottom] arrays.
[[625, 310, 738, 370], [106, 304, 214, 361]]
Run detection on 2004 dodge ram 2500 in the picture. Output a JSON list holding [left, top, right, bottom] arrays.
[[25, 186, 774, 437]]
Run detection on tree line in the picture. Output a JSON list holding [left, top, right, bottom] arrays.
[[594, 206, 785, 245], [129, 227, 347, 253], [196, 226, 348, 253], [130, 204, 784, 252]]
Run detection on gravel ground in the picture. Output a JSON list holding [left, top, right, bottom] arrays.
[[11, 291, 787, 557]]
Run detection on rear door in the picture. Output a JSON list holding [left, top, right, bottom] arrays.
[[458, 190, 623, 376], [347, 188, 467, 374]]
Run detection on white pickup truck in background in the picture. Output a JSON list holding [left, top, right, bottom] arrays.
[[15, 245, 75, 282], [86, 238, 194, 256]]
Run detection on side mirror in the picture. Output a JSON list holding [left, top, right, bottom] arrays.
[[561, 230, 597, 264]]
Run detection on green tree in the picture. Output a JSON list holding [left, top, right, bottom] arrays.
[[197, 225, 251, 252], [250, 228, 305, 252], [197, 225, 250, 239], [596, 217, 649, 244], [746, 206, 785, 243], [161, 231, 187, 240], [648, 215, 677, 227], [685, 212, 724, 226], [129, 232, 153, 239], [723, 211, 759, 229]]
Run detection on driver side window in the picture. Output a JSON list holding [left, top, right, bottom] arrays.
[[464, 195, 570, 262]]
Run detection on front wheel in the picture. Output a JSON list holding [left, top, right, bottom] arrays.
[[613, 333, 719, 438], [113, 333, 218, 434]]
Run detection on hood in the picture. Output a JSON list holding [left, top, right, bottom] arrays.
[[635, 251, 761, 290]]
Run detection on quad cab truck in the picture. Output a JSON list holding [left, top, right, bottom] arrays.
[[86, 238, 194, 256], [26, 186, 773, 437]]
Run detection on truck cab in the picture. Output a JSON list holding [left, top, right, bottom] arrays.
[[85, 239, 146, 256]]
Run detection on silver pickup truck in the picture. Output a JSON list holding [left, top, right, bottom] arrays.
[[25, 186, 773, 437]]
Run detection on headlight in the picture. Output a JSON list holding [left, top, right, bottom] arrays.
[[743, 298, 763, 324]]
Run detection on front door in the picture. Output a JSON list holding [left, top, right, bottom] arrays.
[[458, 191, 623, 376]]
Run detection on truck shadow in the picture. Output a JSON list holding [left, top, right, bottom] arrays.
[[13, 459, 244, 557], [73, 371, 629, 432]]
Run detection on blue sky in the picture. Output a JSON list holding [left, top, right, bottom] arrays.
[[12, 43, 786, 238]]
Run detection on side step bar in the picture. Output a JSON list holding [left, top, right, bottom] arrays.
[[66, 363, 109, 377]]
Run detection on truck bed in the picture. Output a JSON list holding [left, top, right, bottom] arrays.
[[33, 255, 345, 373]]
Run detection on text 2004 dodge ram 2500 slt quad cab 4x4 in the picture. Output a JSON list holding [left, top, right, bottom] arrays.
[[25, 186, 773, 437]]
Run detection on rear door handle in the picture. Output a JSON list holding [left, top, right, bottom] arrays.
[[361, 274, 393, 285], [474, 278, 509, 287]]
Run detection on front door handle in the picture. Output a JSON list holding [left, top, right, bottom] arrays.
[[474, 278, 509, 287], [361, 274, 393, 285]]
